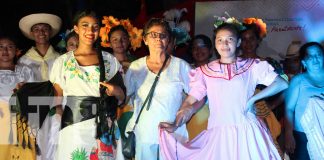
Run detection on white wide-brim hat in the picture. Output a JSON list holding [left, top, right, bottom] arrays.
[[285, 40, 302, 59], [19, 13, 62, 40]]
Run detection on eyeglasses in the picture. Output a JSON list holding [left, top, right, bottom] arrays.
[[145, 32, 168, 39]]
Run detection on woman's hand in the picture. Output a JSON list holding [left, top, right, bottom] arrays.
[[56, 105, 64, 117], [160, 106, 195, 133], [100, 82, 116, 96], [285, 130, 296, 153], [100, 82, 125, 102], [245, 97, 256, 115], [159, 122, 178, 133], [13, 82, 26, 93], [175, 107, 195, 127]]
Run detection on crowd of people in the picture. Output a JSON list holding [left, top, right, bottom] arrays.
[[0, 9, 323, 160]]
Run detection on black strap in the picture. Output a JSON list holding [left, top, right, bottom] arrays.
[[133, 55, 170, 130]]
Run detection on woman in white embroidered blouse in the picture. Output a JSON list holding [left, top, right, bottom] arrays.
[[49, 10, 125, 160], [0, 35, 34, 148]]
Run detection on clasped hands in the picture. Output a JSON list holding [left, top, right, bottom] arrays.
[[159, 106, 195, 133]]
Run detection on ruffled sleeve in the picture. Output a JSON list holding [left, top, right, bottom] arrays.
[[49, 55, 66, 89], [188, 67, 207, 101], [252, 60, 278, 86]]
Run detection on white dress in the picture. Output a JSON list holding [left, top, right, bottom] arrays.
[[48, 51, 124, 160], [0, 65, 35, 145], [125, 56, 190, 159]]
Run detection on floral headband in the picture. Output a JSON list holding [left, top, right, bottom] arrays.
[[214, 12, 246, 31], [56, 29, 75, 50], [163, 8, 191, 45], [99, 16, 143, 51], [242, 17, 267, 38]]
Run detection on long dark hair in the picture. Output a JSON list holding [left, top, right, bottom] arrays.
[[73, 10, 119, 146]]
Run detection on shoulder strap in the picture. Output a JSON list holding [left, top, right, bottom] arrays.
[[133, 55, 170, 130]]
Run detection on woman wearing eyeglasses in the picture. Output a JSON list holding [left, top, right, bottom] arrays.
[[124, 18, 191, 159]]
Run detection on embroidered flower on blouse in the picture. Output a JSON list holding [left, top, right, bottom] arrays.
[[64, 57, 100, 83]]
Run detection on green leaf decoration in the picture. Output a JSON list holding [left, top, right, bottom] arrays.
[[48, 107, 56, 116], [78, 74, 84, 80], [71, 148, 87, 160]]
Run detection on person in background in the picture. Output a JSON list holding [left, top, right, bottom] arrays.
[[240, 19, 286, 158], [65, 31, 78, 52], [190, 34, 213, 68], [108, 25, 137, 73], [185, 34, 213, 140], [107, 25, 138, 144], [0, 35, 35, 159], [283, 41, 302, 80], [18, 13, 62, 82], [159, 21, 288, 159], [49, 10, 125, 159], [124, 18, 191, 159], [285, 42, 324, 160]]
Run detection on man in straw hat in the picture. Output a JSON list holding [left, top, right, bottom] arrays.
[[18, 13, 62, 81], [283, 40, 302, 80]]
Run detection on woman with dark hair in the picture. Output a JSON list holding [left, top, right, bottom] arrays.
[[240, 19, 286, 158], [124, 18, 191, 159], [0, 35, 35, 159], [49, 10, 125, 159], [108, 25, 137, 73], [65, 31, 78, 52], [159, 21, 287, 159], [185, 34, 212, 140], [285, 42, 324, 160]]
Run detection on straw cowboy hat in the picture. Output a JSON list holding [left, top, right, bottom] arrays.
[[19, 13, 62, 40], [285, 40, 302, 59]]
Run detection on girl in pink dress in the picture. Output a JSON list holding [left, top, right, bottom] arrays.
[[159, 23, 288, 159]]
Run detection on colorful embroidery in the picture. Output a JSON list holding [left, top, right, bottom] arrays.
[[71, 148, 88, 160], [201, 58, 255, 80], [63, 53, 112, 83], [89, 140, 116, 160]]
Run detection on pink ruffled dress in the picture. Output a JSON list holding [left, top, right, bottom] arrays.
[[159, 58, 281, 160]]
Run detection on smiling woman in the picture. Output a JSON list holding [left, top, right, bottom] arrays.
[[47, 10, 126, 160], [159, 22, 287, 160]]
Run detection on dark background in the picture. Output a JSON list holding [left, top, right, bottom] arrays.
[[0, 0, 187, 51]]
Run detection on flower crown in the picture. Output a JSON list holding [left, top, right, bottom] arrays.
[[214, 12, 245, 31], [99, 16, 143, 51], [243, 17, 267, 38], [163, 8, 191, 45]]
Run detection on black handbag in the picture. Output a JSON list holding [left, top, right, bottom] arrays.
[[122, 55, 170, 158]]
